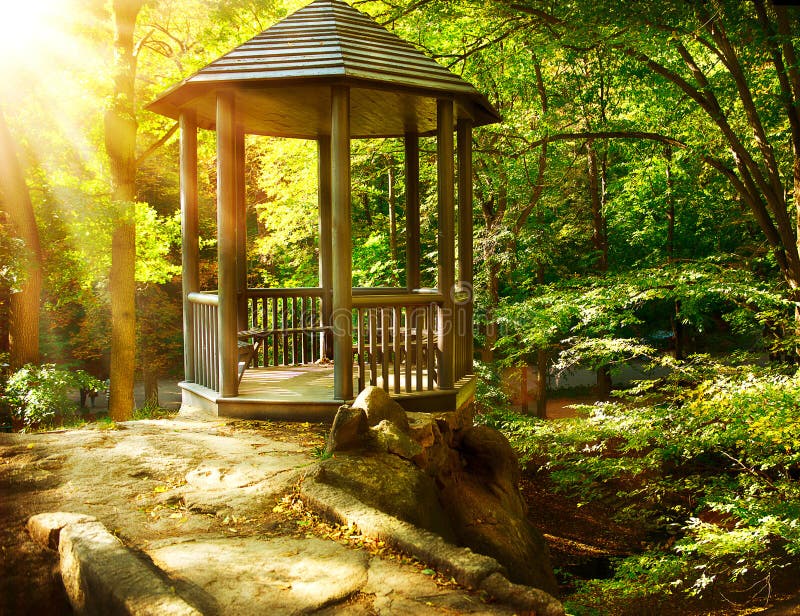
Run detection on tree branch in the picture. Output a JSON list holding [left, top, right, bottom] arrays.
[[525, 130, 685, 150], [136, 122, 178, 166]]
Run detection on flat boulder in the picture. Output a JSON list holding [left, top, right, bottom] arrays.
[[148, 536, 368, 615]]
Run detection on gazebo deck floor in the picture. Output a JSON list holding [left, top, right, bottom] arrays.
[[179, 365, 475, 422]]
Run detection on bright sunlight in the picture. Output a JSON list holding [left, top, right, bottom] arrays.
[[0, 0, 63, 56]]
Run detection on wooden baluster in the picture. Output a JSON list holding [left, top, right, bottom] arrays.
[[212, 304, 218, 390], [311, 296, 318, 363], [196, 304, 203, 386], [393, 306, 401, 394], [203, 305, 210, 388], [205, 305, 211, 388], [404, 305, 411, 393], [296, 296, 303, 365], [202, 305, 208, 386], [300, 296, 307, 365], [291, 296, 297, 365], [357, 308, 365, 392], [303, 296, 309, 365], [259, 297, 267, 367], [203, 305, 207, 388], [381, 307, 389, 391], [280, 297, 288, 366], [269, 297, 276, 367], [249, 297, 256, 367], [216, 304, 221, 391], [415, 306, 423, 391], [311, 297, 325, 362], [304, 296, 309, 364], [368, 308, 377, 386], [427, 303, 435, 390]]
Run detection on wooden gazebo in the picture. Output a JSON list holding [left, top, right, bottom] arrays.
[[148, 0, 500, 419]]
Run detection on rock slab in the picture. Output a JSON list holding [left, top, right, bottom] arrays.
[[148, 536, 369, 615], [57, 519, 201, 616]]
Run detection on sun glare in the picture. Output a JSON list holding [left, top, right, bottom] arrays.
[[0, 0, 63, 56]]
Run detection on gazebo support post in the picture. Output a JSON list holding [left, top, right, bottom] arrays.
[[437, 99, 455, 390], [217, 91, 239, 397], [235, 127, 248, 331], [180, 110, 199, 383], [457, 119, 474, 379], [404, 133, 420, 291], [331, 86, 353, 400], [318, 136, 333, 359]]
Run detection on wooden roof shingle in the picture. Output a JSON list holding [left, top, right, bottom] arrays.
[[147, 0, 500, 137]]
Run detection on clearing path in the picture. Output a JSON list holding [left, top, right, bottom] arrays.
[[0, 414, 518, 616]]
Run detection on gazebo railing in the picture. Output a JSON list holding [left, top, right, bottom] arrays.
[[244, 288, 327, 367], [352, 292, 443, 394], [188, 288, 463, 397], [188, 292, 220, 391]]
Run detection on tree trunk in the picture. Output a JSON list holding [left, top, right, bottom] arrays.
[[387, 156, 397, 264], [596, 365, 612, 400], [362, 193, 372, 226], [587, 140, 608, 271], [665, 145, 675, 262], [0, 109, 42, 369], [483, 257, 500, 362], [672, 299, 684, 360], [105, 0, 142, 421], [535, 348, 548, 419], [143, 369, 159, 408]]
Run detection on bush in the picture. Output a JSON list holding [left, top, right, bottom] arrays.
[[2, 364, 106, 430], [478, 358, 800, 612]]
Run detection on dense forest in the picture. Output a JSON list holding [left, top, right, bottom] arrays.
[[2, 0, 800, 613]]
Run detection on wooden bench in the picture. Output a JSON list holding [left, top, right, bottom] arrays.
[[237, 326, 332, 377]]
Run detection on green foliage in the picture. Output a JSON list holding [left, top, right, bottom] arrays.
[[2, 364, 105, 429], [494, 260, 791, 368], [132, 401, 178, 421], [478, 361, 800, 610]]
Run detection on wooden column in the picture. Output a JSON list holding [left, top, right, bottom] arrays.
[[235, 127, 248, 331], [216, 91, 239, 397], [437, 99, 455, 390], [405, 133, 420, 291], [180, 110, 199, 383], [318, 136, 333, 359], [331, 86, 353, 400], [457, 119, 474, 378]]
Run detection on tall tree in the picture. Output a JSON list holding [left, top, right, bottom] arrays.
[[106, 0, 143, 420], [0, 108, 42, 369]]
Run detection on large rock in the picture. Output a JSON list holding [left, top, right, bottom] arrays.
[[326, 405, 368, 453], [317, 403, 559, 598], [439, 426, 559, 595], [148, 536, 368, 615], [315, 453, 457, 543], [369, 420, 423, 460], [351, 386, 410, 431], [28, 512, 97, 550], [58, 519, 201, 616]]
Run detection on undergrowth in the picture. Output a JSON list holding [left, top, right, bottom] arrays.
[[477, 357, 800, 614]]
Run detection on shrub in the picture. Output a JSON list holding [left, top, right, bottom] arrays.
[[478, 358, 800, 611], [2, 364, 106, 430]]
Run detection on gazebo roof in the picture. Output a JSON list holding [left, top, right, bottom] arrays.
[[147, 0, 500, 138]]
